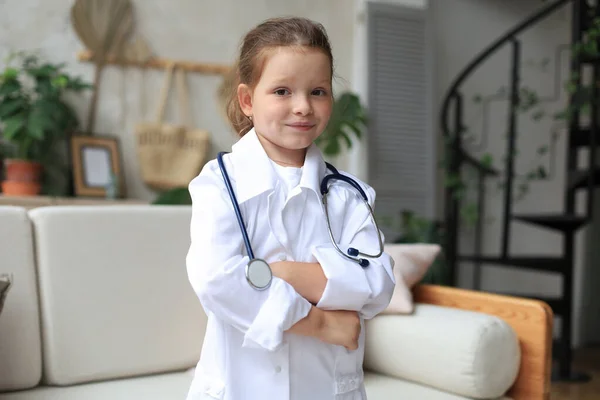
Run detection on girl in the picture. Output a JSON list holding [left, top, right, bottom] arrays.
[[186, 17, 395, 400]]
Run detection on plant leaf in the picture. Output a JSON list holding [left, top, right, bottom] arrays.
[[0, 97, 27, 119], [2, 115, 26, 140], [0, 78, 21, 97]]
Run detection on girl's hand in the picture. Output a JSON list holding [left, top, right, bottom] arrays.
[[286, 307, 361, 350], [319, 310, 361, 350]]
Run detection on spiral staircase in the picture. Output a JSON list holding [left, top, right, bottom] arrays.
[[440, 0, 598, 382]]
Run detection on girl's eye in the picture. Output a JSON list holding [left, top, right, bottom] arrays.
[[274, 89, 290, 96], [312, 89, 328, 96]]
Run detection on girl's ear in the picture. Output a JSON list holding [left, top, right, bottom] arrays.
[[237, 84, 253, 118]]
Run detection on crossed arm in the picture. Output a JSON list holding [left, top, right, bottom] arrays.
[[270, 261, 326, 305], [188, 173, 394, 351]]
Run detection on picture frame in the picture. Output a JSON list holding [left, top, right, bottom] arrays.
[[70, 135, 125, 198]]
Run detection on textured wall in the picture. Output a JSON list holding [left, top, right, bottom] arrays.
[[0, 0, 355, 201]]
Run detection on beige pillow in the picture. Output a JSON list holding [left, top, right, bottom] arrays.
[[381, 243, 441, 314]]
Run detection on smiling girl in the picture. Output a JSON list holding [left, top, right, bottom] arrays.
[[186, 17, 395, 400]]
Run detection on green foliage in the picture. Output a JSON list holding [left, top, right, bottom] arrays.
[[152, 187, 192, 205], [0, 52, 92, 195], [0, 52, 91, 160], [393, 210, 450, 286], [315, 92, 367, 156]]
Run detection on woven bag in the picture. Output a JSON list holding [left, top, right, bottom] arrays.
[[135, 63, 209, 191]]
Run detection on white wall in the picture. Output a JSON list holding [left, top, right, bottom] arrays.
[[0, 0, 356, 201]]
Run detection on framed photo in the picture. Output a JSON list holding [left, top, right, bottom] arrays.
[[70, 135, 125, 198]]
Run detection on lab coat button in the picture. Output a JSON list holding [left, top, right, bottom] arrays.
[[278, 254, 287, 261], [275, 366, 282, 373]]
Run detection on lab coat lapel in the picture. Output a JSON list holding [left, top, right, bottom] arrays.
[[228, 130, 329, 256], [299, 144, 327, 201], [228, 129, 288, 251], [229, 128, 278, 205], [229, 128, 327, 204]]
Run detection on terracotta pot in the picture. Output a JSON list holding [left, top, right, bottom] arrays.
[[1, 159, 43, 196], [1, 181, 41, 196]]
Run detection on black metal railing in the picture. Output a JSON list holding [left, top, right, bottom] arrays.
[[440, 0, 574, 283]]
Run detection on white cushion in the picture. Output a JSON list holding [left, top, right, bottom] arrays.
[[0, 206, 42, 391], [364, 373, 513, 400], [28, 205, 206, 386], [0, 371, 192, 400], [364, 304, 520, 399]]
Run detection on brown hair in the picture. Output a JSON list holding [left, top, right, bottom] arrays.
[[220, 17, 334, 136]]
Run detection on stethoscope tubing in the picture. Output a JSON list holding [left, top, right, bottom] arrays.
[[217, 152, 255, 260]]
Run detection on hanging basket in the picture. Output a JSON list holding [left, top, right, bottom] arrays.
[[135, 63, 210, 191]]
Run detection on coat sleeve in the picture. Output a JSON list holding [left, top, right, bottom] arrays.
[[186, 173, 312, 352], [313, 183, 396, 320]]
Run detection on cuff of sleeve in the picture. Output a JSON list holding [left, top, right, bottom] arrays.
[[313, 244, 372, 311], [243, 277, 312, 352]]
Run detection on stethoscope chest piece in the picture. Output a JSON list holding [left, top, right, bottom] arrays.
[[246, 258, 272, 290]]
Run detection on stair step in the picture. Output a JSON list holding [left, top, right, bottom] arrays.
[[568, 168, 600, 190], [458, 255, 567, 273], [571, 128, 599, 147], [511, 213, 588, 232]]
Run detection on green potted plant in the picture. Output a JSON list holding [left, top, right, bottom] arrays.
[[315, 91, 367, 157], [0, 52, 91, 196]]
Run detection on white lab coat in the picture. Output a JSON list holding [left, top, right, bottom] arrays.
[[186, 128, 395, 400]]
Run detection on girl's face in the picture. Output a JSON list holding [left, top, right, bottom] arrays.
[[238, 46, 333, 166]]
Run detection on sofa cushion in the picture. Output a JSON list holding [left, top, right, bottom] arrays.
[[0, 206, 42, 391], [365, 373, 513, 400], [28, 206, 206, 386], [381, 243, 441, 314], [364, 304, 520, 399], [0, 371, 192, 400], [0, 371, 513, 400]]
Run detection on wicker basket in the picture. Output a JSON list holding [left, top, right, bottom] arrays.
[[135, 63, 209, 191]]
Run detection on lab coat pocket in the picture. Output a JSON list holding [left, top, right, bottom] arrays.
[[334, 373, 364, 399]]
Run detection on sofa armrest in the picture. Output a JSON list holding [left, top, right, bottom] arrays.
[[414, 284, 553, 400], [364, 301, 521, 399]]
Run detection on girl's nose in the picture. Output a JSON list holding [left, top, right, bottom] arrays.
[[293, 95, 313, 116]]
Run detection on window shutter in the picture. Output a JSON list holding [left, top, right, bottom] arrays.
[[367, 2, 434, 239]]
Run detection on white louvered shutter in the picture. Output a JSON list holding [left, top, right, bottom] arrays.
[[367, 2, 434, 240]]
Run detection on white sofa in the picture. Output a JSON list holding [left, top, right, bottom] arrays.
[[0, 205, 552, 400]]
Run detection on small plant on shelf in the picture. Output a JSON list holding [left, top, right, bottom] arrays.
[[0, 51, 91, 196]]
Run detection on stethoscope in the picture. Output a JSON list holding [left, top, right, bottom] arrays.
[[217, 151, 384, 291]]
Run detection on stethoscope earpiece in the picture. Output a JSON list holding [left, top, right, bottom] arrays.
[[322, 164, 384, 268], [347, 248, 369, 267]]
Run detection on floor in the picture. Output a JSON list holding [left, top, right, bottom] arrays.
[[551, 347, 600, 399]]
